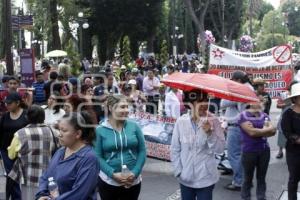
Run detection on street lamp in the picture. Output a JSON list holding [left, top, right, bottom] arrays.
[[74, 12, 89, 59]]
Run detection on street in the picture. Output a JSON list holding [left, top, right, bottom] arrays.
[[139, 100, 297, 200]]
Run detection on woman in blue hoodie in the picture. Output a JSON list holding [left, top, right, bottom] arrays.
[[36, 112, 100, 200], [95, 94, 146, 200]]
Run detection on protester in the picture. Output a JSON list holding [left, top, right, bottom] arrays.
[[32, 71, 46, 104], [128, 79, 146, 113], [220, 70, 246, 191], [43, 92, 65, 126], [44, 71, 58, 101], [58, 58, 71, 81], [7, 105, 58, 199], [0, 92, 29, 199], [239, 96, 276, 200], [95, 94, 146, 200], [36, 112, 99, 200], [165, 88, 181, 118], [253, 78, 272, 115], [281, 82, 300, 200], [171, 90, 225, 200], [131, 68, 144, 91], [143, 69, 160, 114]]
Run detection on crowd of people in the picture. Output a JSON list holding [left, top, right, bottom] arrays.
[[0, 56, 299, 200]]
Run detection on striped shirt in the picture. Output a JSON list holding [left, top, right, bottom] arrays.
[[32, 82, 46, 103]]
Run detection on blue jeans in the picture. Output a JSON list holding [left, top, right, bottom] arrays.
[[180, 184, 214, 200], [0, 150, 21, 200], [227, 126, 243, 186]]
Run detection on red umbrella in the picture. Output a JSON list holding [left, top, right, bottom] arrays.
[[161, 73, 259, 103]]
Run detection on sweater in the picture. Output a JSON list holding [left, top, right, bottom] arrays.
[[36, 145, 99, 200]]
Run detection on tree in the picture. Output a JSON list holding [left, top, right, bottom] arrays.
[[256, 33, 285, 50], [0, 0, 4, 58], [260, 10, 289, 35], [182, 0, 210, 54], [206, 0, 245, 47], [49, 0, 61, 50], [159, 40, 168, 65], [281, 0, 300, 36], [121, 36, 131, 66]]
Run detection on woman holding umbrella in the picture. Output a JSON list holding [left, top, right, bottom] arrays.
[[171, 90, 225, 200]]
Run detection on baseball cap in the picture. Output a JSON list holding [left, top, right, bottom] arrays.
[[5, 92, 21, 104], [68, 77, 78, 85], [128, 79, 137, 85], [121, 65, 127, 70]]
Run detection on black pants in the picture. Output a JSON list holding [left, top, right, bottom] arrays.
[[146, 95, 159, 114], [286, 151, 300, 200], [241, 149, 270, 200], [98, 178, 141, 200]]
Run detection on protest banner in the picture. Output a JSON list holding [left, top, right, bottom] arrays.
[[20, 49, 35, 87], [129, 112, 176, 161], [208, 44, 293, 98]]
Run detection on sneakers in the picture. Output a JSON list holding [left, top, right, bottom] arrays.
[[224, 183, 241, 191], [276, 152, 283, 159]]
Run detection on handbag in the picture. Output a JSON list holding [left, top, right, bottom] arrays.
[[48, 126, 59, 156], [0, 152, 6, 198]]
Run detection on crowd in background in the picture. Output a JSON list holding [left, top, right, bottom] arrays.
[[0, 55, 299, 200]]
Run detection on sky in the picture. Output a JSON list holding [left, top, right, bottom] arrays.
[[265, 0, 280, 9]]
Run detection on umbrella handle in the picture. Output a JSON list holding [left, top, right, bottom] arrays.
[[206, 97, 211, 121]]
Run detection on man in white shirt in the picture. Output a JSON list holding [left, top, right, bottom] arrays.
[[165, 88, 180, 118], [143, 69, 160, 114]]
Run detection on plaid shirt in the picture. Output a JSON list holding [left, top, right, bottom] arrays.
[[8, 124, 57, 187]]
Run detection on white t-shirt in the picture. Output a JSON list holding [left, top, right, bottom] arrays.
[[43, 107, 65, 126], [165, 91, 181, 118]]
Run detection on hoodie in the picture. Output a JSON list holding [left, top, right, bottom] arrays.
[[95, 119, 146, 186]]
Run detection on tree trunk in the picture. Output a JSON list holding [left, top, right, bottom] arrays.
[[0, 0, 5, 58], [147, 34, 155, 53], [130, 37, 139, 60], [49, 0, 61, 50], [82, 29, 92, 60]]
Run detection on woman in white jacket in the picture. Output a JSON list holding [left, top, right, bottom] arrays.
[[171, 90, 225, 200]]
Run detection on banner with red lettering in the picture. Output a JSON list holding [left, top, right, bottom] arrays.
[[208, 44, 293, 98]]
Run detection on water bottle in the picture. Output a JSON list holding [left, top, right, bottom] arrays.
[[121, 165, 131, 188], [48, 177, 59, 199], [264, 117, 269, 128]]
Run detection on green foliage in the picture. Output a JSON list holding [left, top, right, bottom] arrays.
[[281, 0, 300, 36], [261, 10, 289, 35], [256, 1, 274, 23], [122, 36, 131, 67], [90, 0, 165, 64], [256, 33, 285, 50], [65, 40, 81, 76], [159, 40, 168, 65], [242, 19, 261, 38], [0, 0, 4, 58]]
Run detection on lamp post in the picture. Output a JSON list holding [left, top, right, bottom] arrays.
[[73, 12, 89, 59]]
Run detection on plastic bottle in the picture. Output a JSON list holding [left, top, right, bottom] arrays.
[[48, 177, 59, 199], [264, 117, 269, 128], [121, 165, 131, 188]]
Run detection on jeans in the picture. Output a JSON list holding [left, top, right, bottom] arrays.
[[0, 150, 21, 200], [286, 151, 300, 200], [226, 126, 243, 186], [180, 184, 214, 200], [98, 178, 141, 200], [241, 149, 270, 200]]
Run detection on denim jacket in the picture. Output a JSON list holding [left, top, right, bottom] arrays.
[[170, 113, 225, 188]]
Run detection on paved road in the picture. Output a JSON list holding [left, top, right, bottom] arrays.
[[139, 100, 297, 200]]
